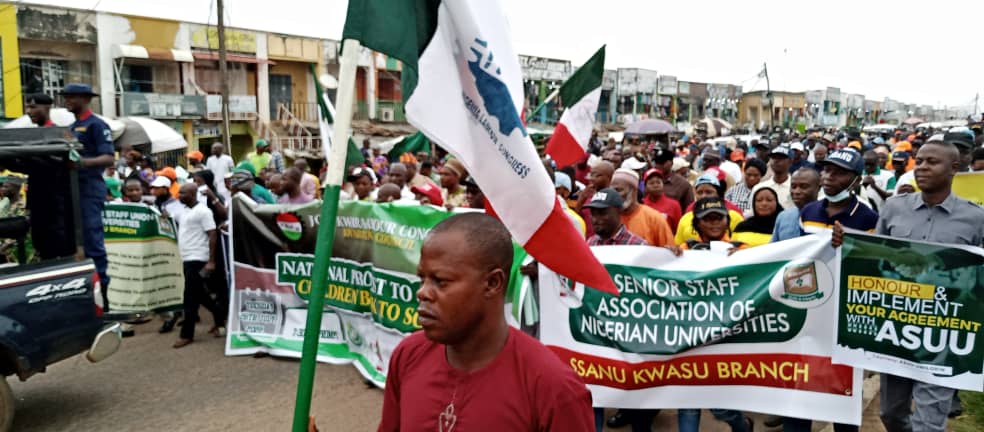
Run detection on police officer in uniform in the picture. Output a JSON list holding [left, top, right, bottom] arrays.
[[62, 83, 115, 306]]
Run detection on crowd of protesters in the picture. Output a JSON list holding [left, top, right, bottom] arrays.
[[2, 84, 982, 431]]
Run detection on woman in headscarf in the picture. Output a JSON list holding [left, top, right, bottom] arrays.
[[732, 186, 783, 247]]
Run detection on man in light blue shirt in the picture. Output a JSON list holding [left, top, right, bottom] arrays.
[[771, 168, 820, 242]]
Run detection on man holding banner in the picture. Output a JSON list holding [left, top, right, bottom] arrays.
[[834, 139, 984, 432]]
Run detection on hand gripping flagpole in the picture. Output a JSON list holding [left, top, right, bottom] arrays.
[[291, 38, 361, 432]]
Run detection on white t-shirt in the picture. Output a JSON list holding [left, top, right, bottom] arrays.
[[174, 201, 216, 262], [720, 160, 743, 184], [893, 171, 916, 195], [205, 154, 235, 193], [864, 169, 895, 210]]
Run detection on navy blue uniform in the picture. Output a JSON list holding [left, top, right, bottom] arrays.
[[800, 195, 878, 234], [72, 110, 114, 289]]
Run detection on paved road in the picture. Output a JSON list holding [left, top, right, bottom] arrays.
[[6, 318, 898, 432], [8, 320, 383, 431]]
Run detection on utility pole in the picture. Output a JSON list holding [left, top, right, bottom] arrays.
[[763, 63, 772, 130], [217, 0, 231, 149]]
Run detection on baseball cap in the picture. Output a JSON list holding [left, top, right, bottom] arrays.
[[255, 139, 270, 148], [700, 148, 722, 160], [583, 188, 624, 209], [693, 197, 729, 219], [891, 151, 910, 161], [789, 141, 805, 152], [155, 167, 177, 181], [411, 183, 444, 206], [643, 167, 664, 182], [149, 176, 171, 188], [822, 133, 836, 143], [187, 150, 204, 161], [621, 156, 647, 170], [651, 147, 675, 163], [694, 173, 721, 188], [943, 131, 975, 150], [347, 167, 374, 182], [554, 172, 573, 191], [770, 144, 792, 158], [819, 149, 864, 175], [671, 158, 690, 172]]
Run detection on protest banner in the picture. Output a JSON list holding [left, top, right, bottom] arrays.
[[225, 198, 528, 386], [539, 235, 863, 424], [102, 202, 184, 312], [833, 231, 984, 391]]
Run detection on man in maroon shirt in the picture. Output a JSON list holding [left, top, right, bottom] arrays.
[[651, 147, 695, 210], [378, 213, 594, 432]]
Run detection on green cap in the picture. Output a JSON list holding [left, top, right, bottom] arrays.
[[256, 139, 269, 148], [235, 161, 257, 176], [104, 176, 122, 198]]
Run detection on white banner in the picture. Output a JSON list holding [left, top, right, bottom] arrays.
[[539, 235, 863, 425]]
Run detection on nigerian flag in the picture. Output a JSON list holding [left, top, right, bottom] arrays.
[[341, 0, 617, 294], [387, 131, 431, 162], [545, 45, 605, 167]]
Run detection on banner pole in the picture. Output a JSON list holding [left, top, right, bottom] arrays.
[[290, 38, 361, 432], [528, 88, 560, 120]]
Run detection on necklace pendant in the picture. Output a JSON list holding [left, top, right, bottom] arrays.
[[439, 403, 457, 432]]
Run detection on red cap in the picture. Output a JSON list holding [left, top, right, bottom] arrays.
[[411, 183, 444, 207], [643, 167, 664, 182]]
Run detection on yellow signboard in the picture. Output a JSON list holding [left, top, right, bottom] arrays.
[[952, 172, 984, 207], [190, 26, 256, 53]]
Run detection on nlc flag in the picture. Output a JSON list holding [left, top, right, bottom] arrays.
[[545, 45, 605, 167], [342, 0, 617, 295]]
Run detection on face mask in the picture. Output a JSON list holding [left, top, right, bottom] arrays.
[[827, 178, 857, 203]]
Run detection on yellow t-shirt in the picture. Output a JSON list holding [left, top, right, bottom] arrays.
[[674, 210, 744, 245], [731, 231, 772, 248]]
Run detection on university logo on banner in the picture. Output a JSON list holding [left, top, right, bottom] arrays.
[[539, 236, 863, 425]]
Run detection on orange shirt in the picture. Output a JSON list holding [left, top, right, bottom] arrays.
[[621, 204, 675, 247]]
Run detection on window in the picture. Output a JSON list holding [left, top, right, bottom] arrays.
[[121, 64, 153, 93]]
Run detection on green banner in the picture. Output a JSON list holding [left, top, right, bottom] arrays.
[[226, 199, 528, 386], [102, 202, 184, 312], [833, 231, 984, 391]]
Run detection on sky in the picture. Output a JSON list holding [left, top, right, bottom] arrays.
[[23, 0, 984, 111]]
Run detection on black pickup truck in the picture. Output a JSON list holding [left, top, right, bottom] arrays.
[[0, 128, 123, 431]]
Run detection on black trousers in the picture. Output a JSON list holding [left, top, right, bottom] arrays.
[[181, 261, 226, 340]]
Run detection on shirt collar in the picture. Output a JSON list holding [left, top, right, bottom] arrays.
[[822, 195, 861, 218], [78, 110, 93, 121], [912, 191, 958, 213], [864, 167, 881, 176]]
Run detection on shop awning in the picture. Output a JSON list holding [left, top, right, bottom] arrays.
[[112, 44, 194, 62], [192, 51, 275, 65]]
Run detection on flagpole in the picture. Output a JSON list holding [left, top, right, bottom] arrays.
[[290, 38, 361, 432], [528, 88, 560, 120]]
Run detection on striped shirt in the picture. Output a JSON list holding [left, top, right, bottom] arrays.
[[725, 181, 754, 214], [587, 225, 648, 246]]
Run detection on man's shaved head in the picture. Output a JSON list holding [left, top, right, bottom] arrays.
[[426, 212, 513, 279], [792, 166, 820, 183]]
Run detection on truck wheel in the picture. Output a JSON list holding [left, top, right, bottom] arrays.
[[0, 377, 14, 432]]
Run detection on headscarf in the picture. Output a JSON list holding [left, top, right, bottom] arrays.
[[734, 186, 784, 235]]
